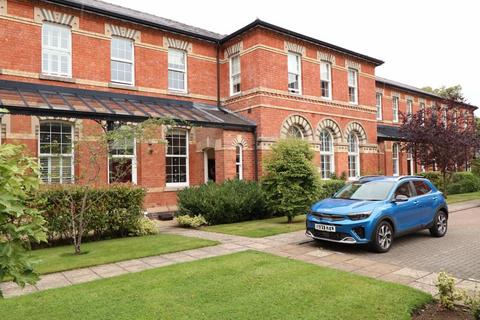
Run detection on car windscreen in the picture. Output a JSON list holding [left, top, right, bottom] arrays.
[[333, 181, 395, 201]]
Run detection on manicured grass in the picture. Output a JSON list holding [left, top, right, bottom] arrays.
[[0, 251, 430, 320], [446, 191, 480, 204], [28, 234, 218, 275], [202, 215, 306, 238]]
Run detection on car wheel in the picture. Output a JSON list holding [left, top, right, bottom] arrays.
[[429, 211, 448, 237], [370, 221, 394, 253]]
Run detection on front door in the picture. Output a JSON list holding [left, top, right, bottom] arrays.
[[203, 149, 216, 182]]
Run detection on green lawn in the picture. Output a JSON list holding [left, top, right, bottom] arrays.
[[28, 234, 218, 275], [202, 215, 306, 238], [447, 191, 480, 204], [0, 251, 430, 320]]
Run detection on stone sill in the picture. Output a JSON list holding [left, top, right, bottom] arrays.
[[108, 82, 138, 91], [39, 74, 76, 83]]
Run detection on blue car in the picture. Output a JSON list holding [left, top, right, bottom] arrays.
[[306, 176, 448, 253]]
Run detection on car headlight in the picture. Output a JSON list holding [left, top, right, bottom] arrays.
[[348, 211, 372, 221]]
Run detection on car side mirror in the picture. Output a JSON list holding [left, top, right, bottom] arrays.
[[393, 195, 409, 202]]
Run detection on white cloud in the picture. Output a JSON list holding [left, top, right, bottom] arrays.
[[110, 0, 480, 114]]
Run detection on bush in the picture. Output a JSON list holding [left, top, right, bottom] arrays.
[[262, 139, 320, 223], [176, 215, 208, 228], [130, 217, 158, 236], [36, 185, 146, 244], [176, 180, 267, 225], [318, 179, 345, 200], [447, 172, 480, 194], [465, 290, 480, 320], [419, 171, 442, 190], [436, 272, 463, 310]]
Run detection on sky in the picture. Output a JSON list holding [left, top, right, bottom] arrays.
[[111, 0, 480, 115]]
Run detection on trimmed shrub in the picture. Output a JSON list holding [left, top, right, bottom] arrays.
[[36, 185, 146, 244], [130, 217, 158, 236], [318, 179, 345, 200], [262, 139, 320, 223], [176, 180, 267, 225], [176, 215, 207, 228], [447, 172, 480, 194]]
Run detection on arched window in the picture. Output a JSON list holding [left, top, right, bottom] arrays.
[[347, 132, 360, 179], [319, 129, 334, 179], [286, 124, 304, 139], [166, 128, 189, 187], [392, 143, 399, 176], [39, 121, 74, 184], [235, 144, 243, 180]]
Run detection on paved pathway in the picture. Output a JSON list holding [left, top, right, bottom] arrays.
[[2, 201, 479, 299]]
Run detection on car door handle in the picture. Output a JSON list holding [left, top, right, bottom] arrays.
[[413, 200, 419, 205], [432, 197, 438, 200]]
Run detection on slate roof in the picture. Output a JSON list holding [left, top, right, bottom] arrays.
[[377, 124, 403, 140], [0, 80, 255, 131]]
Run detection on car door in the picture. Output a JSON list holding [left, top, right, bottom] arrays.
[[391, 181, 418, 233], [412, 180, 437, 225]]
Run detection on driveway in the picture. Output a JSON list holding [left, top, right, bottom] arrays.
[[300, 206, 480, 280]]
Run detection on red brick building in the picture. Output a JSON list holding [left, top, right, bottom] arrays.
[[0, 0, 476, 214]]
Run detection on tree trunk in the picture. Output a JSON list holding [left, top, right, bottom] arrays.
[[287, 215, 293, 224], [442, 170, 448, 198]]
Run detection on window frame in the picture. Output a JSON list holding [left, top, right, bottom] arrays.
[[287, 52, 302, 95], [347, 68, 358, 104], [392, 143, 400, 176], [376, 92, 383, 120], [320, 61, 332, 100], [235, 144, 243, 180], [110, 36, 135, 85], [38, 121, 75, 184], [165, 128, 189, 188], [41, 22, 72, 78], [168, 48, 188, 93], [407, 99, 413, 118], [347, 132, 360, 179], [392, 96, 399, 123], [229, 54, 241, 96], [107, 123, 137, 184], [319, 129, 335, 179]]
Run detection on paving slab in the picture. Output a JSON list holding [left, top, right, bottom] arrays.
[[90, 263, 128, 278], [35, 273, 71, 290]]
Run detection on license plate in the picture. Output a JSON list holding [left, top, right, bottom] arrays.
[[315, 224, 336, 232]]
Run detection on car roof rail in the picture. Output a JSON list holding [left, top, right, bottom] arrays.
[[357, 175, 386, 183], [397, 175, 425, 181]]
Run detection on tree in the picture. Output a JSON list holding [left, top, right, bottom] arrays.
[[262, 139, 320, 223], [421, 85, 466, 103], [399, 102, 480, 196], [0, 144, 47, 292]]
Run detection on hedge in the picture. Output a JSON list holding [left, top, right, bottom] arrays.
[[447, 172, 480, 195], [36, 185, 146, 244], [176, 180, 267, 225]]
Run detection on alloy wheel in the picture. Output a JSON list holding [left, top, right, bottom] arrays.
[[377, 224, 392, 250], [436, 213, 447, 235]]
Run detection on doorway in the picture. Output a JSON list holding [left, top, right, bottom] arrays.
[[203, 148, 216, 182]]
